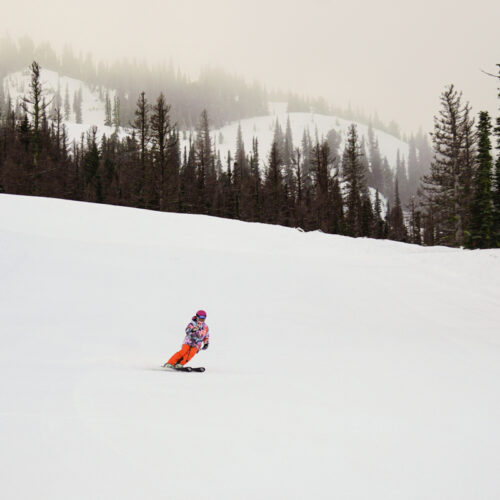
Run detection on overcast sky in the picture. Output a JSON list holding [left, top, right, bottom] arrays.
[[3, 0, 499, 133]]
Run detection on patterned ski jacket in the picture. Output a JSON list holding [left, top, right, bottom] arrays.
[[183, 317, 210, 349]]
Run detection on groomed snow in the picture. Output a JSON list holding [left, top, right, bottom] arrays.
[[1, 194, 499, 500]]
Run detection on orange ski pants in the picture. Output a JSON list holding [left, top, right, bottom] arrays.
[[167, 344, 198, 366]]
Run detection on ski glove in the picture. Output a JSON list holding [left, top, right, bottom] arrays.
[[202, 343, 209, 350]]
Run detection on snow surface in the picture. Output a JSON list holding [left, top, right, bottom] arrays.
[[4, 69, 408, 172], [1, 194, 499, 499]]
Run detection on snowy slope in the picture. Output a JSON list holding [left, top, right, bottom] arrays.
[[4, 70, 408, 171], [3, 68, 122, 142], [1, 194, 499, 500], [208, 102, 409, 171]]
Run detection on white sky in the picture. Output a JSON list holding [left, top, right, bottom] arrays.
[[3, 0, 500, 133]]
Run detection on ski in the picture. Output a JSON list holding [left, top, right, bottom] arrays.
[[175, 366, 205, 372], [160, 365, 205, 372]]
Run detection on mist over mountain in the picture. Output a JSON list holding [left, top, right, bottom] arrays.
[[0, 36, 404, 137]]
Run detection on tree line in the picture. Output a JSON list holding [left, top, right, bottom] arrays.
[[1, 61, 499, 248], [417, 76, 500, 248], [0, 36, 268, 130], [0, 36, 406, 140]]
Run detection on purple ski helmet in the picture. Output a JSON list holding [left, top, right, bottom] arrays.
[[196, 310, 207, 320]]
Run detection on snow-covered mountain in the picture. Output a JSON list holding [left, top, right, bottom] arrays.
[[3, 69, 409, 172], [208, 101, 409, 169], [1, 194, 499, 500], [3, 68, 121, 143]]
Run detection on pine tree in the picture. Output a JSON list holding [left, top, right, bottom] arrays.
[[83, 126, 101, 201], [150, 93, 172, 211], [493, 64, 500, 246], [49, 82, 62, 119], [342, 124, 365, 237], [407, 196, 422, 245], [388, 177, 406, 241], [21, 61, 51, 188], [248, 137, 262, 221], [373, 190, 385, 239], [273, 119, 285, 161], [367, 123, 384, 193], [166, 127, 181, 212], [113, 95, 121, 130], [311, 140, 331, 232], [194, 109, 215, 215], [395, 150, 409, 205], [233, 123, 245, 217], [301, 128, 313, 190], [104, 91, 112, 127], [360, 192, 374, 237], [64, 84, 70, 121], [407, 136, 420, 197], [21, 61, 49, 134], [283, 116, 294, 186], [420, 85, 477, 247], [73, 87, 83, 124], [131, 91, 150, 207], [263, 141, 284, 225], [468, 111, 494, 248]]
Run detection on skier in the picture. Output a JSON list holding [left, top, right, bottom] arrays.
[[163, 310, 210, 369]]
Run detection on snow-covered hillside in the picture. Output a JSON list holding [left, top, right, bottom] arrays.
[[209, 102, 409, 170], [3, 69, 408, 172], [3, 68, 121, 142], [1, 194, 499, 500]]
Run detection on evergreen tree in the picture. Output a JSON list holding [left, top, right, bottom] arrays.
[[311, 140, 331, 232], [460, 103, 477, 232], [150, 93, 172, 210], [420, 85, 477, 247], [468, 111, 494, 248], [367, 123, 383, 193], [64, 84, 70, 120], [342, 124, 365, 237], [49, 82, 62, 119], [273, 119, 285, 160], [407, 136, 420, 197], [21, 61, 48, 134], [21, 61, 51, 189], [373, 190, 386, 239], [248, 137, 262, 221], [263, 141, 284, 225], [381, 157, 393, 201], [284, 116, 293, 168], [330, 176, 344, 235], [301, 128, 313, 189], [194, 109, 215, 214], [493, 64, 500, 246], [131, 91, 150, 207], [73, 87, 83, 124], [388, 178, 406, 241], [396, 150, 410, 206], [233, 123, 245, 217], [166, 127, 181, 212], [407, 196, 422, 245], [113, 95, 121, 130], [82, 126, 101, 202], [104, 91, 112, 127]]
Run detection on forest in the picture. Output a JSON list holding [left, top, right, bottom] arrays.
[[1, 56, 499, 248]]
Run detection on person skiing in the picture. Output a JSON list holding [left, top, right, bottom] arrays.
[[163, 310, 209, 369]]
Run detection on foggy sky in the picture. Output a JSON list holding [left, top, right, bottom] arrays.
[[3, 0, 500, 133]]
